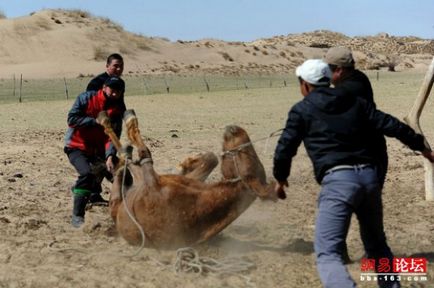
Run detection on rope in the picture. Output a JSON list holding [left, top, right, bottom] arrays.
[[120, 158, 147, 257], [174, 247, 256, 275], [220, 128, 283, 195], [228, 152, 257, 197], [263, 128, 283, 155], [221, 128, 283, 156]]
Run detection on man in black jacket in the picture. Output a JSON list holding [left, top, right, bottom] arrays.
[[325, 46, 388, 264], [273, 59, 434, 288], [87, 53, 124, 92], [325, 47, 388, 180]]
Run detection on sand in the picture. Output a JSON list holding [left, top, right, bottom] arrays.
[[0, 9, 432, 79], [0, 77, 433, 287]]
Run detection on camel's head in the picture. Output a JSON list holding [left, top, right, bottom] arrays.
[[221, 125, 267, 185]]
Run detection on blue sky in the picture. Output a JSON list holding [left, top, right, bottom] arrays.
[[1, 0, 433, 41]]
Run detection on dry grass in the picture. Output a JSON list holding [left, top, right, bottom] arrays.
[[67, 9, 92, 19], [93, 47, 108, 61], [218, 52, 234, 62]]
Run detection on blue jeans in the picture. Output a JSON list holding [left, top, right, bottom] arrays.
[[315, 165, 400, 288]]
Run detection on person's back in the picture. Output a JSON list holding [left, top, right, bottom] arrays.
[[289, 87, 377, 182], [338, 69, 374, 104], [324, 47, 388, 183]]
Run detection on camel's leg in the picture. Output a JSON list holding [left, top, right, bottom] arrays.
[[123, 110, 152, 160], [201, 211, 239, 242], [199, 192, 256, 242], [178, 152, 219, 181], [109, 169, 125, 221], [97, 111, 123, 152]]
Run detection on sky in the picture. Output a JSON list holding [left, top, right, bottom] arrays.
[[1, 0, 433, 41]]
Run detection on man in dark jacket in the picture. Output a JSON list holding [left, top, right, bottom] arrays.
[[65, 77, 126, 228], [325, 46, 388, 264], [325, 47, 388, 182], [273, 59, 434, 288], [87, 53, 124, 92]]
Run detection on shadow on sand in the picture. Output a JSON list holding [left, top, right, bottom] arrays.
[[408, 252, 434, 262], [208, 234, 314, 255]]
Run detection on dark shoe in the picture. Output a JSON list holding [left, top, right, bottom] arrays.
[[89, 193, 109, 206], [72, 194, 88, 228], [71, 215, 85, 228]]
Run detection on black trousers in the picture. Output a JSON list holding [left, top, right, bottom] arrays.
[[64, 147, 112, 195]]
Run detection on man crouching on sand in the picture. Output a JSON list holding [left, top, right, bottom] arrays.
[[64, 77, 126, 228], [273, 59, 434, 288]]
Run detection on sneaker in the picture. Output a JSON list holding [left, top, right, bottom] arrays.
[[71, 215, 85, 228], [88, 193, 109, 206]]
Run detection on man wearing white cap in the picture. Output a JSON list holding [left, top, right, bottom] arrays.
[[273, 59, 434, 287]]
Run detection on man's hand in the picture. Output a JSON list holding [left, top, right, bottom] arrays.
[[106, 156, 115, 174], [274, 180, 288, 200], [422, 149, 434, 163], [96, 111, 110, 127]]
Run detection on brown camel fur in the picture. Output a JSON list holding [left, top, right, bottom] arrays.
[[178, 152, 219, 182], [102, 110, 275, 248]]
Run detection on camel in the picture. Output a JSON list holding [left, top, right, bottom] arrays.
[[98, 110, 275, 248]]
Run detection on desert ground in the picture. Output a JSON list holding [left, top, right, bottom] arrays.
[[0, 70, 433, 288]]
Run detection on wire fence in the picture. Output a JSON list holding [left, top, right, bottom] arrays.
[[0, 74, 293, 103]]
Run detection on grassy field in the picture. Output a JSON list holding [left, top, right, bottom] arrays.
[[0, 70, 431, 134], [0, 74, 291, 103]]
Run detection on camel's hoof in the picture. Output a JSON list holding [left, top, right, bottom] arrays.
[[123, 109, 137, 123]]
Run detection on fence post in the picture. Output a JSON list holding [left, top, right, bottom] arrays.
[[13, 74, 16, 98], [19, 74, 23, 103], [244, 78, 248, 89], [164, 77, 170, 93], [63, 77, 69, 100], [144, 78, 149, 95], [376, 71, 379, 81], [284, 79, 287, 87], [203, 76, 210, 92]]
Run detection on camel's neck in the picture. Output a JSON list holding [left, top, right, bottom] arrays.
[[128, 162, 159, 190]]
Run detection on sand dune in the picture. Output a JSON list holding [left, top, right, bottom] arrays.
[[0, 9, 432, 78]]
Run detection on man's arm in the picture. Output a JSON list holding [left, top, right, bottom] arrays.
[[67, 92, 97, 128], [365, 102, 432, 156], [273, 107, 305, 183]]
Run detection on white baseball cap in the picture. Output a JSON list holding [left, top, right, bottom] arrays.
[[295, 59, 332, 86]]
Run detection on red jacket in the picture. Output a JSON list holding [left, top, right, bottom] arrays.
[[64, 89, 126, 158]]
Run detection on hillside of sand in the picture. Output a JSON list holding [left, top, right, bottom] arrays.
[[0, 9, 432, 78]]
